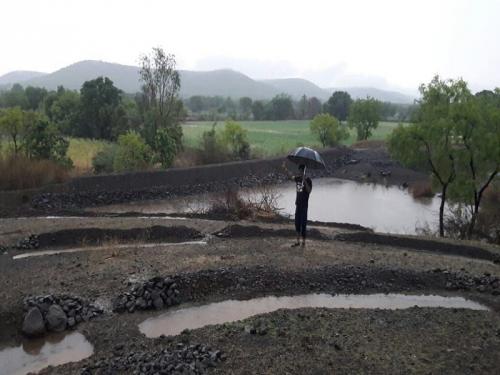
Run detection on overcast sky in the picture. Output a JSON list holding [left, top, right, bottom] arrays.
[[1, 0, 499, 93]]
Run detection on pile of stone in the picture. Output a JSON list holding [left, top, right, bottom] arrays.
[[22, 294, 103, 337], [16, 234, 39, 250], [113, 276, 181, 313], [80, 343, 225, 375]]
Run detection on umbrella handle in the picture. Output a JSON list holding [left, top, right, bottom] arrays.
[[302, 166, 307, 187]]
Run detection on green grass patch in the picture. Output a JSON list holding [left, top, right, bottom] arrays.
[[182, 120, 404, 157], [67, 138, 110, 171]]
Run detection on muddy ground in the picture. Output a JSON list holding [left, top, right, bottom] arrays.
[[1, 214, 500, 374]]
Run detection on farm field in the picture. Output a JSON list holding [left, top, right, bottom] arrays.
[[182, 120, 404, 156]]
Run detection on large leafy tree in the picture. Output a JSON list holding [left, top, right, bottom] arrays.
[[310, 113, 348, 147], [251, 100, 266, 120], [448, 89, 500, 238], [139, 47, 184, 156], [389, 77, 467, 237], [79, 77, 123, 140], [323, 91, 352, 121], [348, 97, 381, 140], [266, 94, 295, 120]]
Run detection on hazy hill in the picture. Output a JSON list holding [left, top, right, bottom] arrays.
[[1, 60, 415, 103], [328, 87, 415, 104], [0, 70, 47, 86], [181, 69, 278, 98], [262, 78, 330, 100]]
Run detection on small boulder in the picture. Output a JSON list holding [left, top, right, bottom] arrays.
[[153, 297, 164, 310], [22, 307, 46, 337], [46, 304, 68, 332]]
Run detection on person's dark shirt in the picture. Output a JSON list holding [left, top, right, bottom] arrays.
[[295, 176, 312, 208]]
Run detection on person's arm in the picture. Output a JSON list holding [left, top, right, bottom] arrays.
[[304, 178, 312, 193]]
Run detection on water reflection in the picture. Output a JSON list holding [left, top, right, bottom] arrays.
[[0, 332, 93, 375], [139, 293, 488, 337], [88, 178, 441, 235]]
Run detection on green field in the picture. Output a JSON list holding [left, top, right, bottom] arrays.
[[182, 120, 403, 157]]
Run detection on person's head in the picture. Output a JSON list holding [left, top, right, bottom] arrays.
[[298, 164, 305, 172]]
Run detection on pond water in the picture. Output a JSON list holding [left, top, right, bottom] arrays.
[[139, 293, 488, 337], [90, 178, 440, 235], [0, 332, 93, 375]]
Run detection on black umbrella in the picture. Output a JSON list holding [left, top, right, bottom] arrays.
[[287, 147, 326, 170]]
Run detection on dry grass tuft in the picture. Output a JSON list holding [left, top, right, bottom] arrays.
[[0, 154, 69, 191], [409, 181, 434, 198]]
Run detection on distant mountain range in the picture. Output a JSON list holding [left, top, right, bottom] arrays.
[[0, 60, 416, 104]]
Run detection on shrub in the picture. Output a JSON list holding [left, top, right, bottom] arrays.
[[113, 131, 152, 172], [154, 128, 177, 168], [92, 144, 118, 174], [221, 120, 250, 159], [409, 181, 434, 198], [310, 113, 348, 147], [197, 123, 230, 164], [0, 154, 69, 191]]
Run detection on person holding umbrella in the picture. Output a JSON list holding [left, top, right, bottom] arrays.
[[285, 147, 326, 247]]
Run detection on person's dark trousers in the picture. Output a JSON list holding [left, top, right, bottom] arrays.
[[295, 205, 308, 239]]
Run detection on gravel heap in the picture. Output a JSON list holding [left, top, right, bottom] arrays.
[[22, 294, 103, 337], [16, 234, 39, 249], [80, 343, 225, 375], [113, 276, 181, 313]]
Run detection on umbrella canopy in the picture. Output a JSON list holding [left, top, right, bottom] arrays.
[[287, 147, 326, 170]]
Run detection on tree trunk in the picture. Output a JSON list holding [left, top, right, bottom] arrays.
[[439, 184, 448, 237]]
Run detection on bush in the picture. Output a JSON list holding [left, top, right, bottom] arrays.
[[92, 144, 118, 174], [113, 131, 152, 172], [310, 113, 348, 147], [154, 128, 177, 168], [197, 123, 230, 164], [0, 154, 69, 191], [221, 120, 250, 159]]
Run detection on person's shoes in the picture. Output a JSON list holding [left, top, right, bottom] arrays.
[[291, 242, 301, 248]]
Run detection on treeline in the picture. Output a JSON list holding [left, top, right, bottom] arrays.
[[183, 92, 416, 122]]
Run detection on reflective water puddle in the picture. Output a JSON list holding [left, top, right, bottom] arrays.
[[0, 332, 93, 375], [13, 241, 207, 260], [139, 293, 488, 337]]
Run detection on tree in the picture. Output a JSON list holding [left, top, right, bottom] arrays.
[[296, 95, 308, 120], [448, 89, 500, 238], [251, 100, 266, 120], [348, 97, 381, 140], [310, 113, 348, 147], [0, 84, 29, 109], [0, 107, 24, 153], [239, 97, 253, 120], [306, 97, 322, 119], [139, 47, 183, 151], [79, 77, 123, 140], [323, 91, 352, 121], [25, 86, 48, 111], [267, 94, 294, 120], [113, 131, 152, 172], [48, 90, 80, 135], [388, 76, 465, 237], [221, 120, 250, 159], [22, 113, 71, 166]]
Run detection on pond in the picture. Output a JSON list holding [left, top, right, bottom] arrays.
[[0, 332, 93, 375], [139, 293, 488, 337], [90, 178, 440, 235]]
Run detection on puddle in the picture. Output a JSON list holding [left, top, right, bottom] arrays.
[[0, 332, 93, 375], [139, 293, 489, 337], [13, 241, 207, 260]]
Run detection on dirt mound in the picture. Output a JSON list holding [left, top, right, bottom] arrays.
[[334, 232, 500, 263], [19, 226, 203, 249], [214, 224, 329, 241]]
